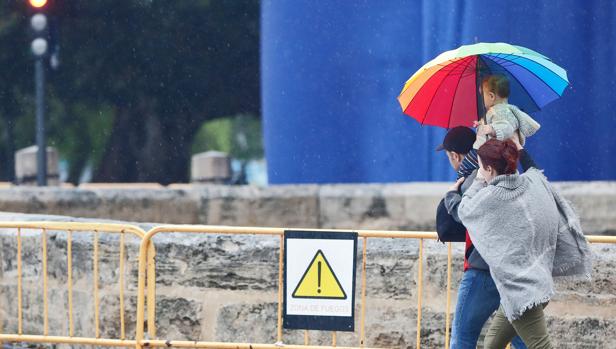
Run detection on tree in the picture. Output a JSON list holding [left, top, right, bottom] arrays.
[[0, 0, 261, 184], [0, 2, 36, 182]]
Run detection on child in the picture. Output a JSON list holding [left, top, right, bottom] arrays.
[[473, 74, 541, 150]]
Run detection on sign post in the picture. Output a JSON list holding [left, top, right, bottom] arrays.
[[284, 230, 357, 331]]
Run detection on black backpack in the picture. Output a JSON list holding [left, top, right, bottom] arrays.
[[435, 198, 466, 242]]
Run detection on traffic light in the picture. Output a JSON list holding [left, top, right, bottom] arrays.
[[27, 0, 60, 69], [28, 0, 49, 58], [30, 18, 48, 58], [29, 0, 48, 9]]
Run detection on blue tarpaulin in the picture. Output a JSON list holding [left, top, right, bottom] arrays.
[[262, 1, 616, 183]]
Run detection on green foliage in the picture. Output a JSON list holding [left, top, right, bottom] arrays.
[[193, 118, 233, 155], [192, 114, 263, 160]]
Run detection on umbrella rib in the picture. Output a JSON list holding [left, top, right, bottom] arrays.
[[446, 56, 473, 130], [481, 54, 541, 111], [404, 57, 466, 123], [420, 56, 472, 126], [496, 53, 570, 85], [421, 57, 469, 126], [487, 53, 567, 97]]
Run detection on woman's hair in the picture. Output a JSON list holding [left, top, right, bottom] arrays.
[[482, 74, 510, 98], [477, 139, 519, 175]]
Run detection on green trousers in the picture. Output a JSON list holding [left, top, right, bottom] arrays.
[[484, 304, 552, 349]]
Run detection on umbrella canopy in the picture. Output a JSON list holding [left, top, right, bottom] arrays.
[[398, 42, 569, 128]]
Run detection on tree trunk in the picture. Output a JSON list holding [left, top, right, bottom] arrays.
[[67, 146, 90, 185], [1, 117, 15, 182], [94, 105, 197, 184], [66, 112, 92, 185]]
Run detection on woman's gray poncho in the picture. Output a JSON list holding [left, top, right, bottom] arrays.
[[458, 168, 592, 321]]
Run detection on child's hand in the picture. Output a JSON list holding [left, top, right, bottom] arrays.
[[473, 119, 486, 128]]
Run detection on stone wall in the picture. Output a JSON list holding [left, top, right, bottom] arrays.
[[0, 212, 615, 348], [0, 181, 615, 234]]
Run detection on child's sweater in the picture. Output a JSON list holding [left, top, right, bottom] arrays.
[[474, 103, 541, 149]]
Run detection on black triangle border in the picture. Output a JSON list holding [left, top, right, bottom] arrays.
[[291, 249, 347, 300]]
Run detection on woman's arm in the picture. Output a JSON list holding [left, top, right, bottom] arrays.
[[519, 149, 541, 171], [462, 172, 487, 200], [444, 190, 463, 223], [458, 175, 489, 223], [443, 177, 465, 222], [511, 136, 542, 171]]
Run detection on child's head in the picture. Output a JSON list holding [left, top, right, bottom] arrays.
[[481, 74, 510, 109]]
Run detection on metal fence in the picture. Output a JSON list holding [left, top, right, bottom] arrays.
[[0, 222, 149, 347], [0, 221, 614, 349]]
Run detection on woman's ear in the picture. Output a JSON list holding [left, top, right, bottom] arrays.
[[486, 165, 494, 175]]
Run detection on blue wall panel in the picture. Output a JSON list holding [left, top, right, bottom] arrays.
[[262, 1, 616, 183]]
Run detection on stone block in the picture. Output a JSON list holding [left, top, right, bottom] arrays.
[[154, 296, 203, 341], [15, 145, 60, 186], [318, 183, 443, 231], [0, 181, 613, 234], [151, 234, 280, 291], [194, 184, 319, 228], [215, 301, 449, 348], [191, 151, 231, 184], [554, 181, 616, 235]]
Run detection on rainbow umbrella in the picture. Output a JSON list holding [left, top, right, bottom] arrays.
[[397, 42, 569, 128]]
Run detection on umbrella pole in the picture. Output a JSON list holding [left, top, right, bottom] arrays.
[[475, 55, 488, 122]]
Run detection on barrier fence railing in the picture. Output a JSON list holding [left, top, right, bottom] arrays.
[[135, 226, 437, 349], [0, 222, 149, 347], [1, 221, 615, 349]]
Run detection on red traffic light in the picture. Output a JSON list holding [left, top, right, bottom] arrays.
[[29, 0, 48, 8]]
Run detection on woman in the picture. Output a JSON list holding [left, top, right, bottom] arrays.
[[445, 139, 592, 349]]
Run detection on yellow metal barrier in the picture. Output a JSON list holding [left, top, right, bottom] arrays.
[[135, 225, 440, 349], [135, 226, 616, 349], [1, 221, 615, 349], [0, 222, 147, 347]]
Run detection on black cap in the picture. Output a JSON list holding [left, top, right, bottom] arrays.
[[435, 126, 476, 154]]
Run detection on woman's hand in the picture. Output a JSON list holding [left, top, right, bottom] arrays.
[[448, 177, 465, 192], [475, 169, 487, 183], [510, 133, 523, 150]]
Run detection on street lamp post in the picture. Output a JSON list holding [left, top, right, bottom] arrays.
[[29, 5, 49, 186]]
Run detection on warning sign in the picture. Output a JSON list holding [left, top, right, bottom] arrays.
[[292, 250, 347, 299], [284, 230, 357, 332]]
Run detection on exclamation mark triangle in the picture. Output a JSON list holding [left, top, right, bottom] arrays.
[[292, 250, 347, 299]]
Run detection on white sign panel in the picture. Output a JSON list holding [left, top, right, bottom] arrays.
[[284, 231, 357, 331]]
